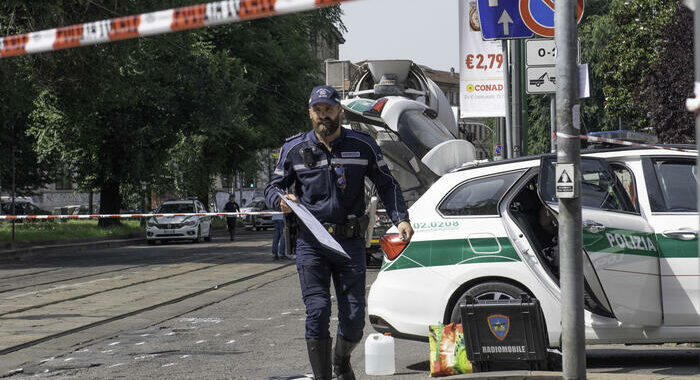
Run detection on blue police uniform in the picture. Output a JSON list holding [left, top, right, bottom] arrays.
[[264, 127, 409, 344]]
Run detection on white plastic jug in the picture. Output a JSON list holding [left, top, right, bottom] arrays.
[[364, 332, 395, 376]]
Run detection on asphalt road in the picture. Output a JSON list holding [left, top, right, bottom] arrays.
[[0, 230, 698, 379]]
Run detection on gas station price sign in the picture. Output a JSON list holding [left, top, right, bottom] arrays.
[[464, 53, 504, 71]]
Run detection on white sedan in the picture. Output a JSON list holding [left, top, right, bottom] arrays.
[[146, 199, 212, 244]]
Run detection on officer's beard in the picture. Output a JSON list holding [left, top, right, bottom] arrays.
[[312, 115, 340, 138]]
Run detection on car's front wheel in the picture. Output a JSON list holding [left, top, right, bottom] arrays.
[[192, 226, 201, 243], [448, 281, 528, 324]]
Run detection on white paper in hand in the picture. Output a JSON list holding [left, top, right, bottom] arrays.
[[280, 193, 350, 260]]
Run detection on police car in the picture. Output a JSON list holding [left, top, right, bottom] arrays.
[[368, 147, 700, 347], [146, 199, 212, 244]]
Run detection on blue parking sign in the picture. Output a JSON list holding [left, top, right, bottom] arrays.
[[477, 0, 534, 40]]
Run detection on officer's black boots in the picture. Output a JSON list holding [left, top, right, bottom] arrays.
[[306, 338, 332, 380], [333, 335, 358, 380]]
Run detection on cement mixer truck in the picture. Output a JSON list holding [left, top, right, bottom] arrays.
[[325, 60, 477, 262]]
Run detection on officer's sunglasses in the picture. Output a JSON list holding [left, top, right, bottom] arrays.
[[334, 165, 346, 190]]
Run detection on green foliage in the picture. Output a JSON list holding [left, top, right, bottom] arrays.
[[598, 0, 677, 131], [526, 0, 694, 150], [1, 1, 342, 221], [639, 5, 695, 143], [0, 219, 142, 244]]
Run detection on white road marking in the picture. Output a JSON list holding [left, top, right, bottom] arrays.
[[109, 342, 120, 346], [164, 332, 176, 336], [196, 340, 206, 344], [226, 340, 236, 344], [181, 355, 191, 359], [39, 357, 55, 363], [64, 358, 74, 362], [135, 342, 145, 346], [162, 363, 176, 367], [134, 354, 159, 360], [101, 350, 114, 354], [281, 312, 292, 315], [107, 363, 124, 368], [179, 317, 222, 324], [140, 333, 152, 337]]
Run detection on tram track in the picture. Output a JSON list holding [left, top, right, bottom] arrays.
[[0, 238, 267, 294], [0, 233, 296, 358], [0, 261, 296, 356], [0, 251, 266, 318]]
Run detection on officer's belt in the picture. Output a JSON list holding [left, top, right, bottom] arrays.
[[322, 215, 369, 239]]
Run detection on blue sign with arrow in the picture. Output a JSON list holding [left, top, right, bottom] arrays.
[[477, 0, 534, 40]]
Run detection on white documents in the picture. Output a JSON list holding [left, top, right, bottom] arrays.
[[279, 193, 350, 260]]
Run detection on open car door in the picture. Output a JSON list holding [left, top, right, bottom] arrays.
[[539, 157, 662, 326]]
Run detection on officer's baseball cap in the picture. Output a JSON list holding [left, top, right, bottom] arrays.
[[309, 85, 341, 107]]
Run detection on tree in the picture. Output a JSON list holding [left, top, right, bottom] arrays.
[[3, 1, 345, 223], [0, 9, 58, 196], [639, 4, 694, 143], [595, 0, 677, 132], [526, 0, 694, 152]]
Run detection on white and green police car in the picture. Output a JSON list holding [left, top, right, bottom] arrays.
[[368, 147, 699, 347]]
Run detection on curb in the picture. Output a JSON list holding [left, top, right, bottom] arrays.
[[449, 370, 698, 379], [0, 227, 233, 261], [0, 237, 145, 261]]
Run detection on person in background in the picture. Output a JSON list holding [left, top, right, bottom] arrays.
[[265, 85, 413, 380], [271, 211, 288, 260], [223, 195, 240, 241]]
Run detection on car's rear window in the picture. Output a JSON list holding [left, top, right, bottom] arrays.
[[158, 203, 195, 213], [438, 171, 523, 216]]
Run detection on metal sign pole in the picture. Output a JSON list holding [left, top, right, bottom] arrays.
[[550, 94, 557, 152], [511, 40, 523, 158], [502, 40, 513, 159], [695, 0, 700, 287], [555, 1, 585, 379]]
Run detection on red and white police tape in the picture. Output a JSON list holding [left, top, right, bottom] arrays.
[[554, 132, 697, 153], [0, 211, 281, 221], [0, 0, 353, 59]]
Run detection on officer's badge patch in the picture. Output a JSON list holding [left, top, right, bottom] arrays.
[[487, 314, 509, 341], [276, 147, 283, 166], [341, 151, 361, 158]]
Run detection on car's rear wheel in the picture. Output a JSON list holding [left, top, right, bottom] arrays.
[[448, 281, 528, 324]]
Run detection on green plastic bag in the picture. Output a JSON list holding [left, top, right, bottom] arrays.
[[429, 323, 473, 377]]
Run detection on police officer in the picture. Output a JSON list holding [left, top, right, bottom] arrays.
[[264, 85, 413, 380], [223, 195, 240, 241]]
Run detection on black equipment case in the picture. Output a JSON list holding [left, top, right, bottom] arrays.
[[460, 294, 549, 372]]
